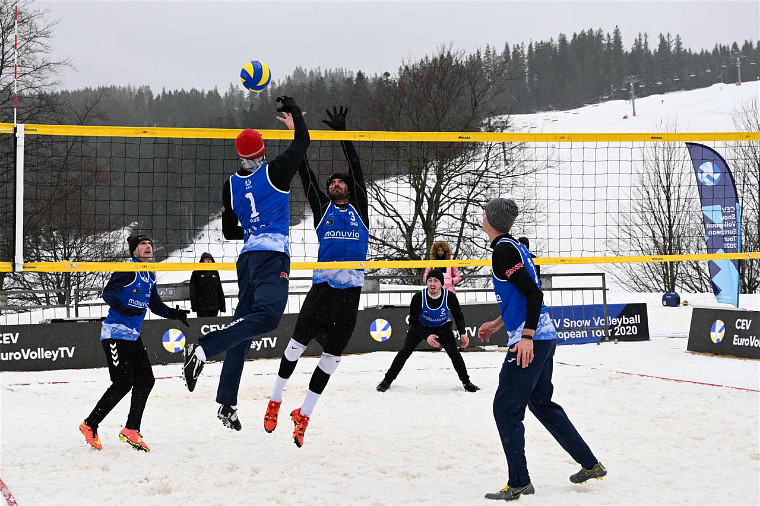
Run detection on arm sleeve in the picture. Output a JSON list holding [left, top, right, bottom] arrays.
[[148, 285, 176, 319], [408, 292, 425, 333], [297, 156, 331, 227], [492, 242, 543, 331], [268, 108, 311, 191], [422, 267, 431, 283], [222, 179, 244, 240], [102, 272, 132, 313], [343, 140, 369, 225], [447, 292, 466, 332]]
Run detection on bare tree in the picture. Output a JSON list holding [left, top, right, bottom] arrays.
[[362, 46, 544, 283], [607, 131, 710, 293], [732, 97, 760, 294]]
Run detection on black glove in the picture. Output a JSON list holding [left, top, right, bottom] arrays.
[[322, 106, 348, 131], [119, 306, 145, 317], [275, 95, 299, 113], [174, 305, 190, 327]]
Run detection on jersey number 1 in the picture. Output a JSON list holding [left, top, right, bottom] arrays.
[[244, 192, 260, 218]]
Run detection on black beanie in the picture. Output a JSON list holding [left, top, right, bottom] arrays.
[[200, 252, 215, 262], [128, 234, 152, 255], [327, 173, 351, 192], [426, 269, 445, 285]]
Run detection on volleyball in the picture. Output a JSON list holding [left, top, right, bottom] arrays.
[[709, 320, 725, 344], [162, 328, 186, 353], [369, 319, 392, 342], [240, 60, 271, 92]]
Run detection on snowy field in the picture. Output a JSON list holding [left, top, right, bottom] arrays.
[[1, 299, 759, 505]]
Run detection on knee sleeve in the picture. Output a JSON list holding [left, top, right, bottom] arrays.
[[317, 352, 341, 375], [284, 339, 307, 362]]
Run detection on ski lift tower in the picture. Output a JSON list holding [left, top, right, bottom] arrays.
[[623, 75, 641, 117]]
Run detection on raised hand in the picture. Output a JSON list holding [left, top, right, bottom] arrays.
[[322, 106, 348, 131]]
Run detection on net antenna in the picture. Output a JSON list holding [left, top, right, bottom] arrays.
[[13, 3, 18, 125]]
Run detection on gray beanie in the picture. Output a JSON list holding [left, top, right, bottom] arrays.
[[485, 198, 519, 233]]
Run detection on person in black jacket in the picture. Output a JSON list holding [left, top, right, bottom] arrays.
[[189, 252, 226, 317], [517, 237, 540, 278], [376, 269, 480, 393]]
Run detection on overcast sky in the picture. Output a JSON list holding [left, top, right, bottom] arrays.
[[36, 0, 760, 93]]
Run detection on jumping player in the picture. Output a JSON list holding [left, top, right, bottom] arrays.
[[79, 234, 190, 452], [182, 96, 309, 431], [376, 269, 480, 393], [263, 106, 369, 447]]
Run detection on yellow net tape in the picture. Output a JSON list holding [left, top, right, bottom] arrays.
[[2, 252, 757, 273], [1, 123, 758, 142]]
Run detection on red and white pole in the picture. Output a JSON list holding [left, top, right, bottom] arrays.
[[14, 3, 18, 125]]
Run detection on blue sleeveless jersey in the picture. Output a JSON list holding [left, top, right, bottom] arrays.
[[101, 262, 155, 341], [313, 202, 369, 288], [418, 288, 451, 328], [491, 237, 556, 346], [230, 164, 290, 256]]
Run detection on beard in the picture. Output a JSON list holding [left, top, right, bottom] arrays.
[[329, 187, 350, 200]]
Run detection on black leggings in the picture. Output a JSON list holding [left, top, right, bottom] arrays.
[[383, 327, 470, 384], [85, 337, 155, 432]]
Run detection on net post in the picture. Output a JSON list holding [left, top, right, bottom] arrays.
[[13, 124, 24, 272]]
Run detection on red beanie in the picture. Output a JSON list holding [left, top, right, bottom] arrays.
[[235, 129, 266, 159]]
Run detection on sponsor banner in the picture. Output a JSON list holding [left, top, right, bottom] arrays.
[[0, 303, 504, 371], [686, 143, 741, 307], [687, 307, 759, 359], [549, 303, 650, 345]]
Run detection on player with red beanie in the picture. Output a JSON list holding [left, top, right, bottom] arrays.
[[183, 96, 310, 432]]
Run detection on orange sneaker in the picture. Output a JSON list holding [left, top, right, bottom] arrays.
[[290, 408, 310, 448], [264, 400, 281, 433], [118, 428, 150, 452], [79, 422, 102, 450]]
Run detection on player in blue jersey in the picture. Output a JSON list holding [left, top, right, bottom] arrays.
[[262, 106, 369, 447], [182, 96, 309, 432], [477, 198, 606, 501], [79, 234, 190, 452], [376, 269, 480, 393]]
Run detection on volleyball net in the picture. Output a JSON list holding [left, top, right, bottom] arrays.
[[0, 123, 758, 293]]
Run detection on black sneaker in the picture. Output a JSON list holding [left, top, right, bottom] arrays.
[[463, 381, 480, 392], [217, 405, 242, 431], [485, 483, 535, 501], [570, 462, 607, 483], [376, 380, 390, 392], [183, 344, 204, 392]]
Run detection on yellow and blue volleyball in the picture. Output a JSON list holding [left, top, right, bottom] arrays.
[[709, 320, 725, 344], [370, 319, 392, 342], [240, 60, 271, 92], [162, 328, 186, 353]]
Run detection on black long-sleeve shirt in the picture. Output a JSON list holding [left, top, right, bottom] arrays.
[[408, 289, 466, 334], [221, 107, 310, 239], [298, 139, 368, 227], [491, 234, 544, 331]]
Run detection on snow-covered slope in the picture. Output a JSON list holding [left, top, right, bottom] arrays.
[[511, 81, 759, 133]]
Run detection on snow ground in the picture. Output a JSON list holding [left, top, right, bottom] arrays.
[[1, 304, 759, 505]]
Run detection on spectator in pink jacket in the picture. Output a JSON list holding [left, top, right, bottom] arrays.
[[423, 241, 462, 292]]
